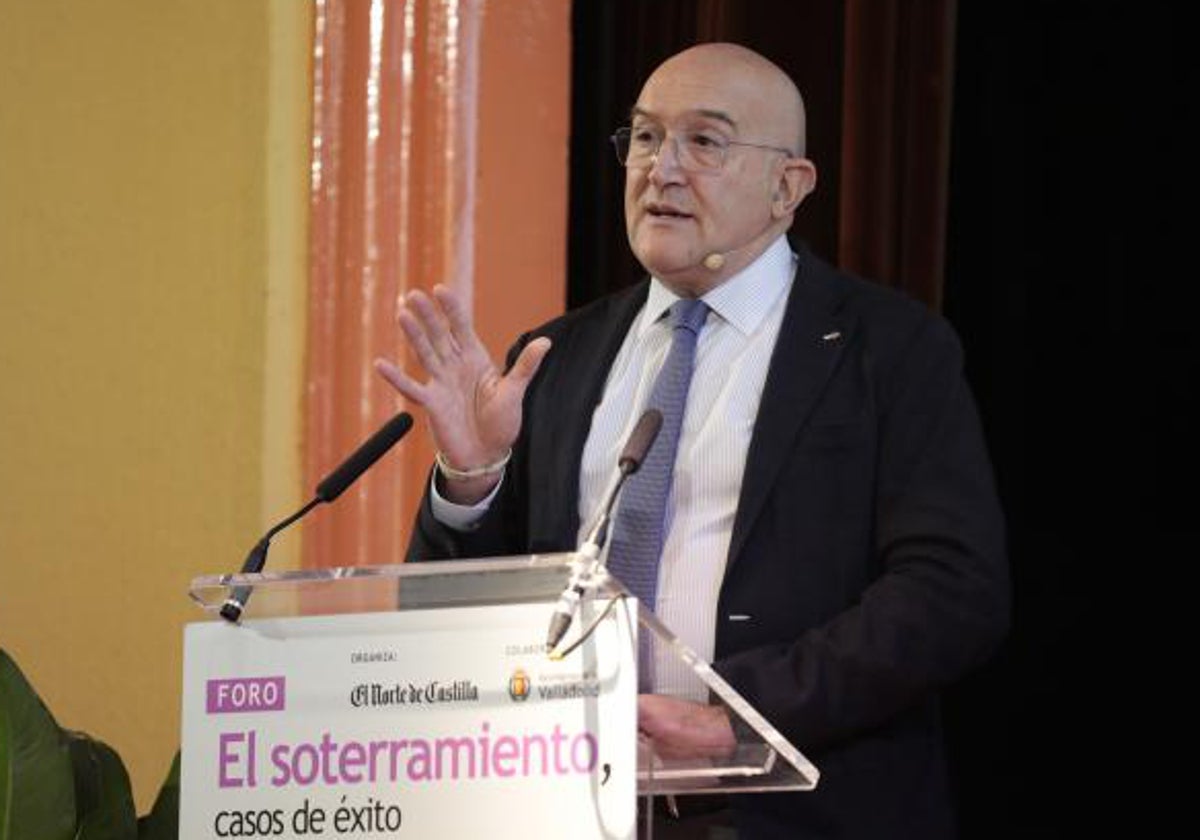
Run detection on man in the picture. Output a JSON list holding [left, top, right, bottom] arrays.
[[377, 43, 1008, 839]]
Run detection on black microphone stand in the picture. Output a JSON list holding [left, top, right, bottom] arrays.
[[544, 409, 662, 652], [220, 411, 413, 624]]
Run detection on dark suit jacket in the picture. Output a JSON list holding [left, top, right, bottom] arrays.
[[409, 247, 1010, 839]]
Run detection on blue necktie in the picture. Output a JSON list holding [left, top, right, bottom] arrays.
[[607, 298, 708, 683]]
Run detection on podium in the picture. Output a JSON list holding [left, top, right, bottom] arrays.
[[182, 554, 818, 838]]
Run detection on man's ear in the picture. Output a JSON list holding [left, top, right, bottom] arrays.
[[772, 158, 818, 219]]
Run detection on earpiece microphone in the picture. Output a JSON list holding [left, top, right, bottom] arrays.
[[701, 231, 772, 272]]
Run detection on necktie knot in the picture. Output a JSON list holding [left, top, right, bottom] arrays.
[[669, 298, 709, 335]]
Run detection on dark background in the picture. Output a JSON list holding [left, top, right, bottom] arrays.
[[567, 2, 1193, 836]]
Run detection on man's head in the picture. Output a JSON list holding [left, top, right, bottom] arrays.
[[621, 43, 817, 296]]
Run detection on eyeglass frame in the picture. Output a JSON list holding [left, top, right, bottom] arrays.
[[610, 125, 797, 172]]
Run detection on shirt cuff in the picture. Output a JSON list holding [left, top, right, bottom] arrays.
[[428, 469, 505, 531]]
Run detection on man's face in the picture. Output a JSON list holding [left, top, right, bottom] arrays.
[[623, 58, 788, 294]]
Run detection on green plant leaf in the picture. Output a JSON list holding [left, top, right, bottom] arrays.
[[66, 731, 137, 840], [0, 648, 76, 840], [0, 679, 7, 837], [136, 751, 178, 840]]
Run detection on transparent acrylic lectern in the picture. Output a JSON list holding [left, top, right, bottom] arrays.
[[189, 553, 819, 817]]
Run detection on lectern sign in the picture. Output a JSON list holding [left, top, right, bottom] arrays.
[[180, 603, 636, 839]]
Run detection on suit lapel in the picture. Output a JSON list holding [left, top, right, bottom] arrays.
[[726, 253, 855, 569], [529, 282, 649, 548]]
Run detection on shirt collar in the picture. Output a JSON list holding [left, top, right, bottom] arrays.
[[640, 235, 795, 338]]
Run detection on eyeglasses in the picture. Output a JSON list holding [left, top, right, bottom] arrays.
[[611, 126, 794, 172]]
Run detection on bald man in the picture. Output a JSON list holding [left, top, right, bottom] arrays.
[[379, 43, 1009, 839]]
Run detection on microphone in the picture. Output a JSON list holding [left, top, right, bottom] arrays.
[[544, 409, 662, 653], [314, 412, 415, 503], [219, 411, 415, 624], [701, 232, 771, 272]]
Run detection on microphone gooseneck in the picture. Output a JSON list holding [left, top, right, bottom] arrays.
[[544, 409, 663, 653], [219, 411, 415, 624]]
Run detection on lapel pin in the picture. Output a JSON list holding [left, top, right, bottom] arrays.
[[822, 331, 842, 342]]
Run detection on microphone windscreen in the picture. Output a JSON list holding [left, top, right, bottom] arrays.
[[618, 409, 663, 474], [315, 412, 414, 502]]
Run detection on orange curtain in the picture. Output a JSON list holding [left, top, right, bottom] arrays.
[[304, 0, 568, 580]]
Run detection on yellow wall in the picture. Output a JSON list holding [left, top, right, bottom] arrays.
[[0, 0, 311, 812]]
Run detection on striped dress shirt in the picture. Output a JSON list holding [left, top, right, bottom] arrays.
[[432, 235, 795, 698], [578, 236, 794, 697]]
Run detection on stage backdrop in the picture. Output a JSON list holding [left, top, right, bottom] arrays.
[[0, 0, 569, 812]]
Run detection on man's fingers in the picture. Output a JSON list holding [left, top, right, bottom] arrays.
[[506, 337, 552, 387], [374, 358, 430, 405], [636, 694, 736, 760], [406, 289, 461, 360], [433, 284, 493, 362], [397, 307, 444, 372], [432, 284, 471, 331]]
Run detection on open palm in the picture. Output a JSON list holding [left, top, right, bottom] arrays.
[[375, 284, 550, 487]]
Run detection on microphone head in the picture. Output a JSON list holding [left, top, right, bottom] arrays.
[[703, 252, 725, 270], [618, 409, 663, 474], [314, 411, 414, 502]]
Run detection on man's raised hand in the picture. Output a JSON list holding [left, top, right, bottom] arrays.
[[374, 284, 550, 503]]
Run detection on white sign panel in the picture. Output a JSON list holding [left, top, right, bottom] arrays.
[[181, 602, 636, 839]]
